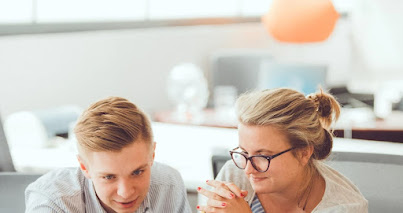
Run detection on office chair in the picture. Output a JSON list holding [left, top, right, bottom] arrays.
[[0, 172, 41, 212], [211, 154, 231, 179], [326, 151, 403, 212], [0, 115, 16, 172]]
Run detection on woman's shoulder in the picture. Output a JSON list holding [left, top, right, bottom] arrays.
[[314, 161, 368, 212]]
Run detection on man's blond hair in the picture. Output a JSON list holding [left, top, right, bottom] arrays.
[[74, 97, 153, 153]]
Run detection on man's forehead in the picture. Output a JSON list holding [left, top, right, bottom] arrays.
[[94, 162, 150, 175], [85, 142, 153, 172]]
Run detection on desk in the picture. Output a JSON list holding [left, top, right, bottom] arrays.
[[10, 122, 403, 191], [154, 109, 403, 143]]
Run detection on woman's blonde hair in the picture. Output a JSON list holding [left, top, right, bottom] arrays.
[[74, 97, 153, 153], [236, 88, 340, 160]]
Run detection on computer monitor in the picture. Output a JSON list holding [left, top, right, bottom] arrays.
[[209, 50, 273, 99], [258, 62, 327, 95]]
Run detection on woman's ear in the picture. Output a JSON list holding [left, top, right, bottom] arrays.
[[298, 145, 314, 166]]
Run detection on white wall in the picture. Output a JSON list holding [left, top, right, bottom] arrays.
[[0, 18, 386, 117], [0, 23, 270, 116]]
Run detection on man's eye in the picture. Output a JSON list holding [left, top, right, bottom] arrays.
[[133, 170, 144, 176], [103, 175, 115, 180]]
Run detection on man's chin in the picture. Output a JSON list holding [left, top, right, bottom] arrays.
[[103, 196, 142, 213], [112, 199, 141, 213]]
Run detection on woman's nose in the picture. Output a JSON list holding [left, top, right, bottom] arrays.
[[244, 160, 257, 175]]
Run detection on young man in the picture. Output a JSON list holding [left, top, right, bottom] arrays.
[[25, 97, 192, 213]]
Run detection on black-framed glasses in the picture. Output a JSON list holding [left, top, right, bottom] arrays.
[[229, 147, 296, 172]]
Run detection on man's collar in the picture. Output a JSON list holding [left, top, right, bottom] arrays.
[[85, 178, 107, 213], [134, 193, 151, 213]]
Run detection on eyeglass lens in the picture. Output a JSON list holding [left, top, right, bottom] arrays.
[[232, 153, 269, 172]]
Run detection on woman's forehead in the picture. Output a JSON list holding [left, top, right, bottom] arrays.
[[238, 124, 290, 151]]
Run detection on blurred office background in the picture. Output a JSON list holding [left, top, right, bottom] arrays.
[[1, 1, 403, 212], [1, 0, 402, 118]]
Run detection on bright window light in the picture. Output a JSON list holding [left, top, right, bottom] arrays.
[[148, 0, 239, 20], [36, 0, 147, 23], [0, 0, 33, 24], [241, 0, 272, 17]]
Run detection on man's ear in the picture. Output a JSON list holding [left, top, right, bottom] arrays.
[[77, 155, 91, 179], [151, 142, 156, 166], [298, 145, 314, 166]]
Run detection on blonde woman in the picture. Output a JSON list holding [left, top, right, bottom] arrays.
[[198, 88, 368, 213]]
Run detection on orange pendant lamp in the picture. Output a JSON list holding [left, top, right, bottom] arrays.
[[262, 0, 339, 43]]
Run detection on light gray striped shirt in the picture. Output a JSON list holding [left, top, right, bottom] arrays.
[[25, 162, 192, 213]]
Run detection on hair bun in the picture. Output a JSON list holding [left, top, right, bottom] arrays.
[[317, 97, 332, 117], [307, 93, 331, 117], [315, 129, 333, 160], [307, 89, 340, 130]]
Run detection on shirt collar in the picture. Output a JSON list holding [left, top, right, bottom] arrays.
[[135, 193, 151, 213], [85, 178, 107, 213]]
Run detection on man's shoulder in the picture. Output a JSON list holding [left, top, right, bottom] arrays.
[[26, 167, 85, 198], [150, 162, 182, 185], [25, 167, 88, 212], [147, 162, 191, 212]]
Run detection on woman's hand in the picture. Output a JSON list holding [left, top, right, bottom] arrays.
[[197, 180, 252, 213]]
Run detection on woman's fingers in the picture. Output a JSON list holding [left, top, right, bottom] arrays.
[[207, 198, 228, 208], [206, 180, 245, 198], [206, 180, 230, 190], [213, 186, 235, 199], [224, 182, 245, 198], [240, 190, 248, 198], [197, 187, 227, 201]]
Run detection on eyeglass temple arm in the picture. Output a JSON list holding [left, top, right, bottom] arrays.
[[269, 147, 296, 159]]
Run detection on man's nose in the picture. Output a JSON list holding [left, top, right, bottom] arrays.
[[117, 179, 135, 199]]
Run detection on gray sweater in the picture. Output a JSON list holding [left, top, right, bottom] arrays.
[[215, 160, 368, 212]]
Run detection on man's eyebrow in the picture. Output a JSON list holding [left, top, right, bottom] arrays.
[[131, 163, 149, 172], [96, 163, 149, 176], [97, 171, 115, 176]]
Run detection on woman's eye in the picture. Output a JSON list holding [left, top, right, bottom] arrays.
[[133, 170, 144, 176]]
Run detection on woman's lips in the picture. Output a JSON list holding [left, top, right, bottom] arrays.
[[250, 176, 267, 183]]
